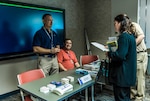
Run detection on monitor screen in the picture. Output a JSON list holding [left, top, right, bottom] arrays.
[[0, 1, 65, 60]]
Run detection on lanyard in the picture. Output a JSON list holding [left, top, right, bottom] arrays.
[[43, 27, 54, 47], [67, 51, 71, 59], [66, 51, 74, 64]]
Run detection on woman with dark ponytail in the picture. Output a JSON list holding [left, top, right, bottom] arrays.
[[107, 14, 137, 101]]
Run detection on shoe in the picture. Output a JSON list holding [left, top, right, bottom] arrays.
[[135, 96, 143, 101], [131, 94, 135, 100]]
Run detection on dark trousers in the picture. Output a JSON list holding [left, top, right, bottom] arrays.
[[113, 84, 131, 101]]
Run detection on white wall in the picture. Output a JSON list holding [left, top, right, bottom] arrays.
[[138, 0, 150, 48]]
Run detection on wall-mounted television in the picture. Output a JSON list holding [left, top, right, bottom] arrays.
[[0, 0, 65, 60]]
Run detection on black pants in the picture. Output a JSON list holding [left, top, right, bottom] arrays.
[[113, 84, 131, 101]]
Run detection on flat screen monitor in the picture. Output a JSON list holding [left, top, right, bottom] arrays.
[[0, 0, 65, 60]]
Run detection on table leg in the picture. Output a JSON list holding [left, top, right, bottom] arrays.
[[91, 85, 94, 101], [85, 88, 88, 101]]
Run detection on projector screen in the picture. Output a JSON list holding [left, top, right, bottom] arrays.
[[0, 1, 65, 60]]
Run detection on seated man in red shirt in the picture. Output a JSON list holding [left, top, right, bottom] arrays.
[[57, 38, 80, 71]]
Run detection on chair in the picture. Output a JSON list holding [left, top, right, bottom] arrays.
[[80, 55, 105, 91], [80, 55, 99, 66], [17, 69, 45, 101]]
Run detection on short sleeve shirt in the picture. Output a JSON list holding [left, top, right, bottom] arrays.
[[32, 27, 59, 56], [132, 22, 147, 52], [57, 49, 78, 70]]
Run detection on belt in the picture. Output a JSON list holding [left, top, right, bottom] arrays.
[[39, 54, 56, 58], [137, 50, 147, 53]]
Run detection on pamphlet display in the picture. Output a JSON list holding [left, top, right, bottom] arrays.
[[78, 74, 92, 85]]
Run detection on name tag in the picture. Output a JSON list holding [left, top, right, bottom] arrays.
[[78, 74, 92, 85]]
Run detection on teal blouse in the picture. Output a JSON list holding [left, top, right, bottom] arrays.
[[108, 32, 137, 87]]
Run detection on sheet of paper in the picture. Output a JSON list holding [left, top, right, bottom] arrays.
[[91, 42, 109, 52]]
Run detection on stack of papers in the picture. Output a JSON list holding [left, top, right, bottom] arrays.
[[53, 84, 73, 96], [91, 42, 109, 52]]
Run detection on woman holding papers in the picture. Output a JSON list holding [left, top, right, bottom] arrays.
[[107, 14, 137, 101]]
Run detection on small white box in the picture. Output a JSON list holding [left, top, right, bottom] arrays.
[[61, 78, 69, 84], [40, 86, 49, 94], [67, 76, 74, 82]]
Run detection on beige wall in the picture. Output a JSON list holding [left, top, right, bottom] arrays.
[[111, 0, 138, 35], [0, 56, 37, 94], [85, 0, 111, 59]]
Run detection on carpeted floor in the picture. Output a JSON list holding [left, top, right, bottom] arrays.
[[1, 88, 115, 101]]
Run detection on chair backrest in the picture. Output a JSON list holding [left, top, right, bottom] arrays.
[[17, 69, 45, 85], [80, 55, 99, 66], [17, 69, 45, 101]]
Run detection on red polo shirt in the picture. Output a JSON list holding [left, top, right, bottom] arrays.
[[57, 49, 78, 70]]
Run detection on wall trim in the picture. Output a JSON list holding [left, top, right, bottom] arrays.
[[0, 90, 20, 99]]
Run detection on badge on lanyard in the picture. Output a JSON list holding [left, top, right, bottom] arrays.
[[70, 60, 74, 64], [67, 51, 74, 64], [43, 27, 54, 48]]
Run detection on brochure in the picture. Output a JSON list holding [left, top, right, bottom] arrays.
[[91, 42, 109, 52]]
